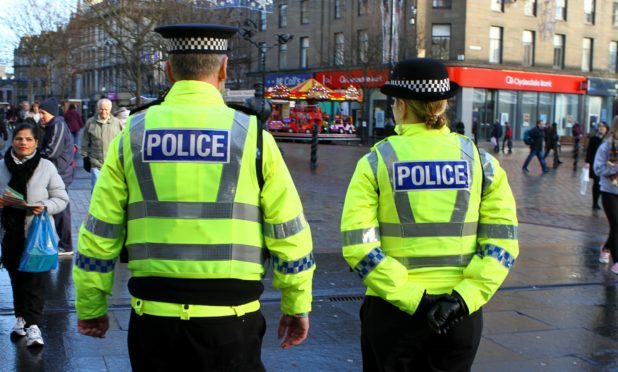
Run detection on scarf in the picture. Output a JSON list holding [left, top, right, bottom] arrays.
[[1, 148, 42, 271]]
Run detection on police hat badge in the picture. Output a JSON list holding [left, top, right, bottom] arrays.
[[154, 23, 238, 54]]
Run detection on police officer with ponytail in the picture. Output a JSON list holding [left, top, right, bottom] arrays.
[[73, 24, 314, 371], [341, 58, 518, 371]]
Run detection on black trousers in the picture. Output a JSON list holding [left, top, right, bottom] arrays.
[[7, 269, 46, 327], [601, 192, 618, 261], [128, 309, 266, 372], [360, 296, 482, 372], [54, 201, 72, 251], [592, 176, 601, 207]]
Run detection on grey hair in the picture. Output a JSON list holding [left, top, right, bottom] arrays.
[[97, 98, 112, 110]]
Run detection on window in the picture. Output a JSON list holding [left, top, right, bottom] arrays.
[[524, 0, 537, 16], [553, 34, 565, 69], [555, 0, 567, 20], [335, 0, 342, 19], [522, 30, 535, 66], [358, 0, 368, 16], [358, 29, 369, 63], [431, 24, 451, 60], [582, 38, 593, 71], [279, 43, 288, 69], [334, 33, 345, 65], [614, 2, 618, 27], [259, 11, 267, 31], [279, 4, 287, 28], [489, 26, 503, 64], [491, 0, 504, 12], [610, 41, 618, 73], [432, 0, 452, 8], [301, 0, 309, 24], [300, 37, 309, 68], [584, 0, 595, 24]]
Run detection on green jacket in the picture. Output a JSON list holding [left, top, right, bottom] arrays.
[[81, 115, 122, 169]]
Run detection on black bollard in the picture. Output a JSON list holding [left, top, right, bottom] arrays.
[[310, 123, 319, 171]]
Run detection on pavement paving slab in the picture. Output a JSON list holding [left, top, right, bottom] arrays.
[[0, 140, 617, 371]]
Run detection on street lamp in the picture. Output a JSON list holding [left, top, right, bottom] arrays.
[[241, 19, 293, 129]]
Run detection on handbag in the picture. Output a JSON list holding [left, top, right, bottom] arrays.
[[18, 210, 59, 272]]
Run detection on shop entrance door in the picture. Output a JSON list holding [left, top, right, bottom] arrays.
[[472, 89, 496, 142]]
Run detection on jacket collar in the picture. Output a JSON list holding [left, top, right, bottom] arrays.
[[394, 123, 450, 136], [163, 80, 224, 106]]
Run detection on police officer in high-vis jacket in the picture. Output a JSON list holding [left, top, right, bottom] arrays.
[[341, 58, 518, 371], [73, 24, 314, 371]]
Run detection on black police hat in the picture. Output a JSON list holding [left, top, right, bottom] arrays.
[[154, 23, 238, 54], [380, 58, 459, 101]]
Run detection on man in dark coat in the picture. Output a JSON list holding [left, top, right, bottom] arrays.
[[64, 103, 84, 147], [38, 97, 75, 255], [544, 122, 562, 168], [522, 120, 550, 174]]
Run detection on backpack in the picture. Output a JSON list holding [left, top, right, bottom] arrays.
[[523, 129, 533, 145]]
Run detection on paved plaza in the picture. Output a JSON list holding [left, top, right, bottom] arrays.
[[0, 138, 617, 371]]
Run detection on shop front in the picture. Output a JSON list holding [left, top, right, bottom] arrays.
[[315, 68, 388, 141], [448, 67, 586, 140], [586, 78, 618, 130]]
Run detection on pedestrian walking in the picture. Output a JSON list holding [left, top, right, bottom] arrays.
[[502, 121, 512, 154], [73, 23, 314, 371], [38, 97, 75, 256], [341, 58, 519, 371], [114, 106, 130, 130], [24, 101, 41, 127], [80, 98, 122, 190], [593, 116, 618, 273], [0, 123, 69, 347], [522, 120, 550, 174], [573, 122, 583, 170], [586, 121, 609, 211], [491, 120, 502, 153], [471, 119, 479, 145], [64, 103, 84, 147], [544, 122, 562, 168]]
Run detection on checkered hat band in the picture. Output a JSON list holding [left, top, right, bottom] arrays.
[[165, 37, 228, 53], [388, 78, 450, 93]]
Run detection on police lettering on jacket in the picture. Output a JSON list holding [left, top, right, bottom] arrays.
[[393, 160, 469, 191], [142, 129, 230, 162]]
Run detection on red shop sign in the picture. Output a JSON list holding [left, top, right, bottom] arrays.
[[316, 69, 389, 89], [447, 67, 586, 94]]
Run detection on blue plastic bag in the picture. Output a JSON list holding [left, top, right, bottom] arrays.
[[18, 210, 59, 272]]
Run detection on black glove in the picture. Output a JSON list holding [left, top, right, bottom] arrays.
[[83, 157, 91, 173], [416, 292, 453, 315], [426, 292, 468, 335]]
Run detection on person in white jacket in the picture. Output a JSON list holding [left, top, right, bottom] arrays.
[[0, 122, 69, 347]]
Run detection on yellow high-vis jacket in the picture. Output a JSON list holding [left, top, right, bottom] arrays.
[[341, 123, 518, 315], [74, 80, 314, 320]]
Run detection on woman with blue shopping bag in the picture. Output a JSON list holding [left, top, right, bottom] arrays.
[[0, 123, 68, 347]]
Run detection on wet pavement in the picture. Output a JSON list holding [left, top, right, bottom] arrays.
[[1, 138, 617, 371]]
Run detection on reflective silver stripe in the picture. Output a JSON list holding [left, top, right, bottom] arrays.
[[450, 136, 474, 223], [130, 112, 158, 200], [478, 223, 517, 240], [392, 253, 474, 269], [263, 213, 307, 239], [377, 141, 415, 223], [341, 227, 381, 245], [127, 243, 266, 264], [84, 214, 124, 239], [217, 111, 249, 203], [127, 201, 261, 222], [380, 221, 477, 237], [354, 247, 385, 279], [479, 149, 495, 191], [118, 131, 124, 170], [367, 151, 378, 185]]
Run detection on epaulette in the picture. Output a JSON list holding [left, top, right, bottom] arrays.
[[226, 103, 259, 117], [130, 88, 169, 115]]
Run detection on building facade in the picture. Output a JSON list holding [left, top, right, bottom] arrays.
[[238, 0, 618, 139]]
